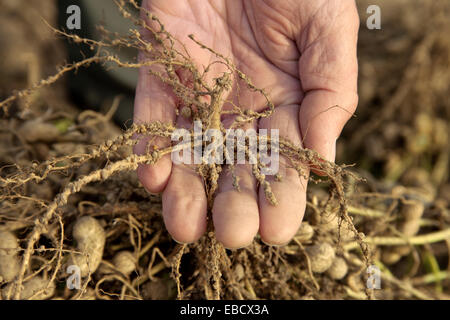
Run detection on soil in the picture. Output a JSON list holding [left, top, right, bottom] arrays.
[[0, 0, 449, 300]]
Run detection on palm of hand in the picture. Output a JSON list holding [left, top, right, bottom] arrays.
[[134, 0, 359, 248]]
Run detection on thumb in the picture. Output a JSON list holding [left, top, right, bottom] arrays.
[[299, 91, 358, 163], [297, 1, 359, 162]]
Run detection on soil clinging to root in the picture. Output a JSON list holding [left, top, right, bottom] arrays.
[[0, 0, 449, 300]]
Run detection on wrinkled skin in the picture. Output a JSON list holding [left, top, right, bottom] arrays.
[[134, 0, 359, 248]]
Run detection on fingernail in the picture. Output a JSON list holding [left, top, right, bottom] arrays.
[[223, 246, 247, 251], [172, 237, 189, 245], [260, 239, 290, 247], [327, 139, 337, 163]]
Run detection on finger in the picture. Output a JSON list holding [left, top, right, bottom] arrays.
[[212, 120, 259, 249], [213, 164, 260, 249], [258, 105, 309, 246], [134, 53, 177, 193], [162, 163, 208, 243], [297, 1, 359, 164], [161, 110, 208, 243]]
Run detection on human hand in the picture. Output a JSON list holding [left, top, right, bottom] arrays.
[[133, 0, 359, 249]]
